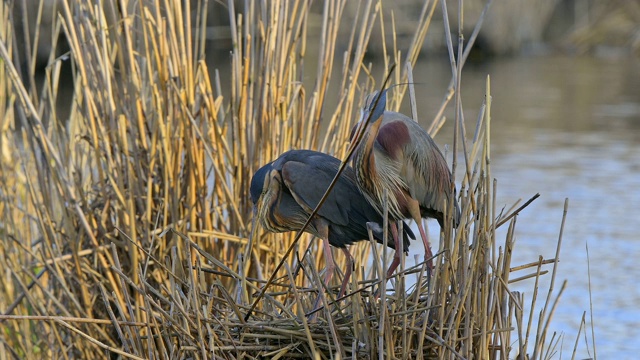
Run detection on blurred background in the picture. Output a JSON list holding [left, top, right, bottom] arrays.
[[11, 0, 640, 358]]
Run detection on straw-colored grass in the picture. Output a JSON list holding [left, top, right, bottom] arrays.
[[0, 0, 574, 359]]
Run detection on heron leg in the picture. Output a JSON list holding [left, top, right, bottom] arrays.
[[320, 236, 336, 291], [310, 224, 334, 317], [303, 221, 336, 291], [385, 222, 402, 278], [338, 247, 354, 299], [407, 199, 434, 271]]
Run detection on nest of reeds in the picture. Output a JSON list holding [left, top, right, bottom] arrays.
[[0, 0, 573, 359]]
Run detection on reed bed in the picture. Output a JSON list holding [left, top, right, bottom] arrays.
[[0, 0, 572, 358]]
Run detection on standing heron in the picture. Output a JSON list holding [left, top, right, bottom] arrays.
[[249, 149, 414, 298], [350, 89, 461, 275]]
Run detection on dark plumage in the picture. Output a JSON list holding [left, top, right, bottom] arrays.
[[250, 149, 414, 297], [351, 90, 461, 274]]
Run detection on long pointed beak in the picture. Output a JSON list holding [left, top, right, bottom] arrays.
[[244, 206, 259, 273]]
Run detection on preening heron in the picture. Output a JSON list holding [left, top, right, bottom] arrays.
[[350, 89, 460, 275]]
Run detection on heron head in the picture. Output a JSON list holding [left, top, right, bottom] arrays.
[[250, 162, 291, 233], [362, 90, 386, 124], [348, 89, 389, 163], [247, 162, 276, 261], [350, 90, 388, 143], [250, 163, 273, 206]]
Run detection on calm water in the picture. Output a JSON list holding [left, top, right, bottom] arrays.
[[411, 55, 640, 359]]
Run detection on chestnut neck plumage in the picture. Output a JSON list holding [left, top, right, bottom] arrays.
[[354, 115, 407, 221]]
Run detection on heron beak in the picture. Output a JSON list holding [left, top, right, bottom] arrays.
[[244, 205, 259, 272]]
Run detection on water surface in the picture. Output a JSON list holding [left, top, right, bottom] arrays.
[[413, 55, 640, 359]]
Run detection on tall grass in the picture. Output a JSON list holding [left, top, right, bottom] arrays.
[[0, 0, 572, 358]]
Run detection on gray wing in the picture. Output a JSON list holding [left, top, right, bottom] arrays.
[[280, 160, 352, 227]]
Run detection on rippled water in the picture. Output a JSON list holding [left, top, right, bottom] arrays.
[[411, 55, 640, 359]]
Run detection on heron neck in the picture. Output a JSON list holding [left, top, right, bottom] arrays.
[[362, 117, 383, 164], [356, 116, 384, 198]]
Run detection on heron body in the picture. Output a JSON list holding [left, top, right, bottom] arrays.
[[351, 90, 460, 274], [250, 149, 414, 298]]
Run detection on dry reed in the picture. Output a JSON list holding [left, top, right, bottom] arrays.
[[0, 0, 573, 358]]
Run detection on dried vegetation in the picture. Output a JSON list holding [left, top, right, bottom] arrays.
[[0, 0, 573, 359]]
